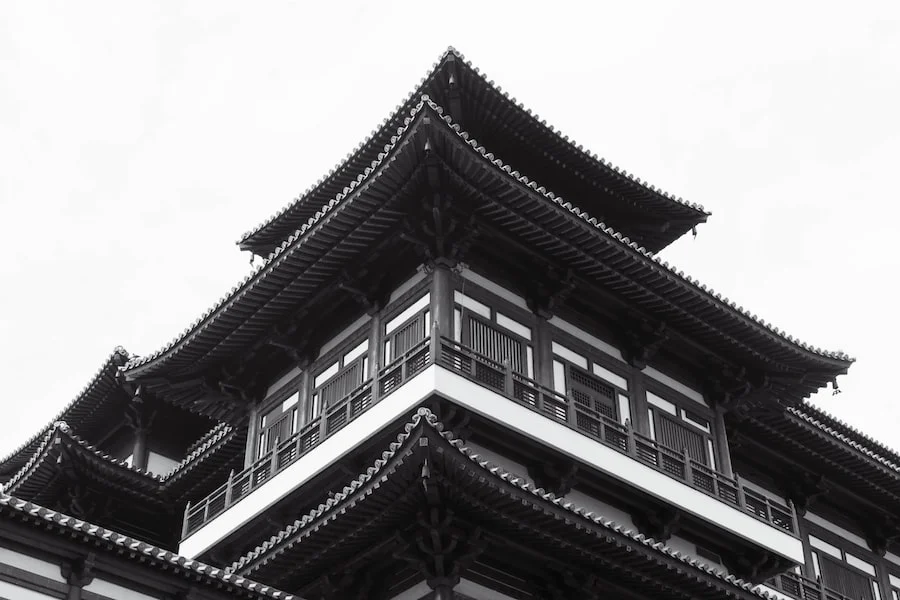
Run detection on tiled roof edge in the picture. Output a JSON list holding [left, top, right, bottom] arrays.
[[228, 408, 772, 600], [424, 97, 851, 364], [1, 421, 162, 495], [237, 46, 705, 249], [789, 402, 900, 473], [0, 347, 130, 472], [0, 492, 297, 599], [124, 97, 432, 373], [125, 98, 850, 380]]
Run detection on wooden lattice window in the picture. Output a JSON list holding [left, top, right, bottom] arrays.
[[810, 536, 881, 600], [453, 291, 533, 377], [257, 394, 299, 457], [646, 391, 715, 467], [550, 340, 631, 426], [383, 293, 430, 363], [310, 338, 369, 420]]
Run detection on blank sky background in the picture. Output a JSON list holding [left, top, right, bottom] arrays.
[[1, 1, 898, 457]]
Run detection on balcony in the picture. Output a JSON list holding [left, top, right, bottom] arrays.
[[180, 333, 801, 562], [766, 572, 854, 600]]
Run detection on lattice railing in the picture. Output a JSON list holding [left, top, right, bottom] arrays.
[[182, 332, 798, 539]]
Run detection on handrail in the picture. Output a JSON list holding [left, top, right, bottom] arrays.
[[768, 571, 855, 600], [435, 336, 799, 536], [181, 334, 433, 538], [182, 331, 798, 540]]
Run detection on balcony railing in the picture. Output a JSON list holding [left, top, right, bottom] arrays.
[[181, 333, 798, 539], [436, 339, 798, 537], [181, 337, 432, 537], [767, 572, 853, 600]]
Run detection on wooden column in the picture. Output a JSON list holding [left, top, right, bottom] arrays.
[[630, 369, 652, 436], [534, 318, 554, 387], [712, 403, 734, 477], [430, 260, 455, 339], [132, 427, 149, 471], [126, 388, 152, 471], [243, 401, 259, 468], [368, 311, 382, 378]]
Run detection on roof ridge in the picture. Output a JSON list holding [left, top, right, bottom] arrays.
[[0, 346, 130, 471], [237, 47, 704, 249], [228, 407, 772, 599], [445, 48, 705, 215], [0, 492, 296, 599]]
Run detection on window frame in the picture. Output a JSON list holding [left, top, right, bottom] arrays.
[[804, 520, 885, 600], [452, 284, 537, 379], [643, 377, 718, 469]]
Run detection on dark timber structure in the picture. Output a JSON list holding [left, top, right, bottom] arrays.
[[2, 49, 895, 600]]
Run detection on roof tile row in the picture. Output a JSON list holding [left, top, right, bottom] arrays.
[[0, 493, 296, 599], [229, 408, 773, 600], [237, 47, 705, 246]]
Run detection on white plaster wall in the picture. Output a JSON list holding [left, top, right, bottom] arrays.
[[0, 547, 65, 583], [84, 578, 161, 600], [460, 269, 529, 311], [886, 551, 900, 568], [565, 489, 634, 530], [0, 580, 56, 600], [464, 442, 530, 482], [548, 315, 624, 362], [146, 451, 179, 476], [643, 366, 705, 405], [805, 512, 869, 550], [318, 314, 371, 358], [389, 270, 428, 304], [266, 365, 302, 397]]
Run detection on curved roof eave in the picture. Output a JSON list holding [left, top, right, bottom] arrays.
[[0, 492, 298, 599], [230, 408, 769, 600], [0, 347, 131, 479], [238, 47, 707, 254], [124, 98, 850, 387]]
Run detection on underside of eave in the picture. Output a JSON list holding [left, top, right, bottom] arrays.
[[126, 102, 850, 405], [0, 348, 131, 478], [231, 410, 764, 600]]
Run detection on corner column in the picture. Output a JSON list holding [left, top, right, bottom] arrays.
[[712, 403, 734, 477], [243, 401, 260, 468], [430, 260, 455, 340]]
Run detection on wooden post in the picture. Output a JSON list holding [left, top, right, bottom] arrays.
[[534, 318, 554, 389], [269, 438, 279, 477], [430, 322, 440, 367], [735, 473, 746, 509], [503, 359, 513, 397], [181, 501, 192, 539], [224, 469, 235, 508], [683, 448, 693, 485], [430, 260, 455, 338], [244, 402, 259, 469], [711, 403, 734, 477], [625, 418, 637, 456], [368, 311, 382, 403]]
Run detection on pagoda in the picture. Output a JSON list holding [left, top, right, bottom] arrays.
[[2, 49, 898, 600]]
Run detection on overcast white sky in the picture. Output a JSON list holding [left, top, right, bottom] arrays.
[[1, 1, 899, 457]]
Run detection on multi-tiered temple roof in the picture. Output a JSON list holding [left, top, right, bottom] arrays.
[[3, 48, 893, 600]]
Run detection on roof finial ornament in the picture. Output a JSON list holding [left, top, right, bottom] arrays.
[[832, 377, 842, 396]]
